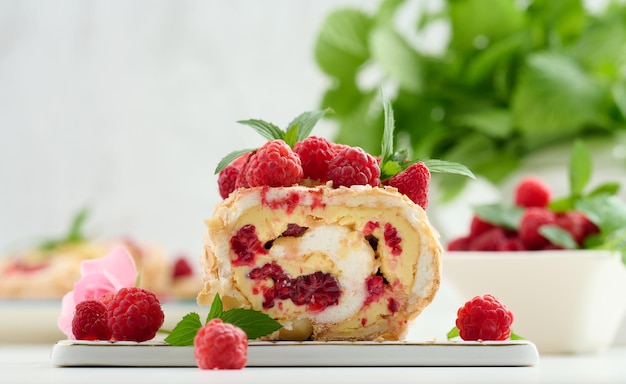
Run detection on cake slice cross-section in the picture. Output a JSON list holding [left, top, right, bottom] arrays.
[[198, 184, 442, 341]]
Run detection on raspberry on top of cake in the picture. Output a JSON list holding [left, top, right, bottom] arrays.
[[199, 96, 474, 341]]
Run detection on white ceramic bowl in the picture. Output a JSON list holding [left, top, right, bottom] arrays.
[[443, 250, 626, 354]]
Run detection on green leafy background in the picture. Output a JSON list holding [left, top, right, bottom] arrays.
[[313, 0, 626, 200]]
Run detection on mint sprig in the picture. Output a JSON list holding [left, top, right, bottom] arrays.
[[378, 90, 475, 182], [215, 108, 331, 174], [164, 294, 283, 346], [38, 208, 89, 251]]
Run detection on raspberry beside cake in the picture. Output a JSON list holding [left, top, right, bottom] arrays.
[[195, 102, 470, 341], [198, 184, 442, 340]]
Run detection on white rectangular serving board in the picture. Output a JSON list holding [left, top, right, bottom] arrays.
[[51, 339, 539, 367]]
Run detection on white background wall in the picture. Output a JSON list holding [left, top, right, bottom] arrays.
[[2, 0, 614, 257], [0, 0, 385, 257]]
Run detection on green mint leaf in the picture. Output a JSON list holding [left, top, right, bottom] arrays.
[[164, 312, 203, 346], [370, 26, 422, 92], [577, 195, 626, 234], [511, 53, 603, 149], [38, 208, 89, 251], [599, 228, 626, 264], [510, 331, 525, 340], [588, 181, 620, 197], [381, 90, 395, 164], [569, 140, 593, 196], [214, 148, 255, 174], [548, 196, 576, 212], [447, 327, 460, 340], [380, 160, 403, 181], [220, 308, 283, 340], [423, 159, 476, 179], [237, 119, 285, 141], [283, 123, 300, 148], [539, 225, 579, 249], [206, 294, 224, 323], [66, 208, 88, 243], [473, 203, 524, 230], [287, 108, 332, 142], [165, 294, 283, 344]]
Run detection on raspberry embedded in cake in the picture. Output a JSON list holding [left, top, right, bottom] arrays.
[[198, 185, 442, 341]]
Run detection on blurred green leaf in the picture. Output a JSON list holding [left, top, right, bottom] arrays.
[[313, 0, 626, 198], [473, 203, 525, 230], [569, 140, 592, 196], [370, 26, 422, 92], [448, 0, 525, 56], [527, 0, 586, 44], [375, 0, 405, 26], [511, 52, 603, 148], [539, 225, 579, 249], [577, 195, 626, 234], [588, 182, 620, 197], [314, 9, 372, 79], [464, 32, 527, 86], [450, 108, 514, 139], [38, 208, 89, 251], [568, 13, 626, 77], [333, 90, 383, 153]]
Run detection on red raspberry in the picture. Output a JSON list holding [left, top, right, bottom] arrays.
[[498, 236, 527, 251], [384, 162, 430, 209], [469, 215, 497, 237], [468, 227, 508, 251], [172, 256, 193, 279], [542, 242, 564, 250], [519, 207, 557, 249], [515, 177, 552, 208], [556, 211, 600, 246], [99, 292, 115, 308], [330, 143, 351, 153], [235, 156, 252, 189], [456, 294, 514, 341], [327, 146, 380, 188], [290, 271, 341, 312], [107, 287, 164, 342], [294, 136, 335, 183], [364, 275, 385, 306], [218, 153, 250, 199], [194, 318, 248, 370], [72, 300, 112, 341], [447, 236, 471, 251], [244, 140, 303, 187]]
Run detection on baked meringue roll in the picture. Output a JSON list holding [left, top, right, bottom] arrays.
[[198, 185, 442, 341]]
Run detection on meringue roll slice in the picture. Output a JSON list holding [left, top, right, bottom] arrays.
[[198, 185, 442, 341]]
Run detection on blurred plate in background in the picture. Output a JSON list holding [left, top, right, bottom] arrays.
[[0, 299, 199, 343]]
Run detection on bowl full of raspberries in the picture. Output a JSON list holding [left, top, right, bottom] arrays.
[[442, 142, 626, 354]]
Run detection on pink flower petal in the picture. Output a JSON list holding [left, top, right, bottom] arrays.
[[57, 246, 138, 338], [81, 246, 137, 287], [58, 291, 76, 339], [73, 272, 117, 302]]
